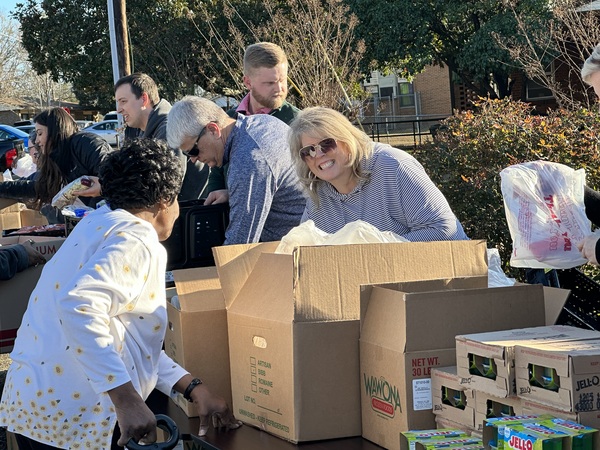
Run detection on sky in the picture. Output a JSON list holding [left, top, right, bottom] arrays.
[[1, 1, 20, 16]]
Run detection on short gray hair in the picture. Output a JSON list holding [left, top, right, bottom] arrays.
[[166, 96, 228, 149], [582, 43, 600, 84]]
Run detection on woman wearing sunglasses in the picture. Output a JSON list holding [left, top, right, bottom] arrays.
[[288, 106, 469, 241]]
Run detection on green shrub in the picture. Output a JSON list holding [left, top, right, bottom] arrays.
[[412, 97, 600, 280]]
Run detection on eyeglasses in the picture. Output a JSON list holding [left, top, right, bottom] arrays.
[[299, 138, 337, 161], [182, 125, 209, 157]]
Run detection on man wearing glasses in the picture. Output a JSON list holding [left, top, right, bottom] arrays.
[[114, 73, 224, 200], [167, 96, 306, 245]]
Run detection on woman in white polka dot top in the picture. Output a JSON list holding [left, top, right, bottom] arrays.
[[0, 139, 241, 450]]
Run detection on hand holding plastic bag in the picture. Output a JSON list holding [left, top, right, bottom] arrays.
[[51, 176, 94, 209], [500, 161, 591, 269]]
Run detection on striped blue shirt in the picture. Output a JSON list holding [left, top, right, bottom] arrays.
[[301, 143, 468, 242]]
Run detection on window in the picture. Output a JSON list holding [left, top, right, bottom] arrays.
[[398, 82, 415, 107], [379, 87, 394, 98], [526, 63, 554, 100]]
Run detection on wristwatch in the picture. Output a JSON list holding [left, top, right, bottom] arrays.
[[183, 378, 203, 402]]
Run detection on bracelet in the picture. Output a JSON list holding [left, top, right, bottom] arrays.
[[183, 378, 202, 402]]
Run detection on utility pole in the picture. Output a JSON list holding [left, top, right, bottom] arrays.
[[107, 0, 130, 84], [107, 0, 130, 145]]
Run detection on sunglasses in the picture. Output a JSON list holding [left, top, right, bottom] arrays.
[[183, 125, 209, 157], [299, 138, 337, 161]]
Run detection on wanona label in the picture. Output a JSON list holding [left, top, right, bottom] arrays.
[[363, 373, 401, 418]]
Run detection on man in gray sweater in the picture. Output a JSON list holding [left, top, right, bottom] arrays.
[[166, 96, 306, 244]]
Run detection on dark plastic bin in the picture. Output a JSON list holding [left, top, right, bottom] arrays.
[[555, 268, 600, 331], [161, 199, 229, 271]]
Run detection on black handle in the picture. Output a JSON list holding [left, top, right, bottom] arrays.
[[126, 414, 180, 450]]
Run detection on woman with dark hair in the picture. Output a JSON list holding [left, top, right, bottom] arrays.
[[0, 139, 241, 449], [0, 107, 111, 222]]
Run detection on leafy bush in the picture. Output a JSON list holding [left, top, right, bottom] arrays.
[[412, 97, 600, 279]]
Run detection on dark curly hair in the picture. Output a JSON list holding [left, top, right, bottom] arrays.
[[99, 138, 184, 210]]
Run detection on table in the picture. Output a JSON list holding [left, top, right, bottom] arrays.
[[146, 391, 382, 450]]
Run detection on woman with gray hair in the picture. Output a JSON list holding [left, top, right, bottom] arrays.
[[288, 106, 468, 241]]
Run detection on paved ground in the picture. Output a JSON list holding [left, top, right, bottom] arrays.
[[0, 353, 10, 450]]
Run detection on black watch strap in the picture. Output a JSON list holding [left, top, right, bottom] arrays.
[[183, 378, 203, 402]]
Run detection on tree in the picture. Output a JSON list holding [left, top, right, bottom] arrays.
[[186, 0, 367, 111], [13, 0, 200, 109], [497, 0, 600, 110], [346, 0, 552, 99], [0, 11, 74, 108]]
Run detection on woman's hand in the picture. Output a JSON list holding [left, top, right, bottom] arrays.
[[191, 384, 242, 436], [204, 189, 229, 205], [22, 240, 46, 267], [108, 382, 158, 446], [577, 232, 600, 265], [74, 175, 102, 197]]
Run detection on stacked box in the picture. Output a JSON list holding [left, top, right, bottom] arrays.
[[361, 280, 572, 450], [474, 391, 523, 432], [435, 416, 483, 439], [432, 366, 476, 430], [456, 326, 600, 398], [514, 339, 600, 413], [521, 399, 600, 429]]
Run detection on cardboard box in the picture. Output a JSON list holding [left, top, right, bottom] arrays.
[[0, 236, 65, 353], [213, 240, 489, 443], [20, 208, 48, 227], [520, 399, 600, 429], [456, 326, 600, 399], [401, 429, 472, 450], [435, 415, 481, 438], [432, 366, 476, 429], [360, 280, 568, 450], [164, 267, 232, 417], [474, 391, 523, 432], [515, 339, 600, 413], [482, 414, 555, 450]]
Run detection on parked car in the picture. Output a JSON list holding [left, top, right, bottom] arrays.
[[103, 111, 119, 121], [15, 124, 36, 134], [82, 120, 119, 146], [75, 120, 94, 131], [0, 138, 25, 173], [0, 124, 29, 148]]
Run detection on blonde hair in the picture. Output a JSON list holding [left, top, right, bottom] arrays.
[[243, 42, 288, 75], [288, 106, 373, 203], [582, 43, 600, 84]]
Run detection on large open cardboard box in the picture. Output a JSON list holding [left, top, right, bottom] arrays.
[[359, 279, 569, 450], [0, 236, 65, 353], [212, 240, 489, 443], [164, 267, 232, 417]]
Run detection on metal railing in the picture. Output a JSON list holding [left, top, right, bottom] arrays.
[[358, 115, 450, 148]]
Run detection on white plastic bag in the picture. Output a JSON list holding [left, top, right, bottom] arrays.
[[500, 161, 591, 269], [487, 248, 515, 287], [275, 220, 408, 254], [12, 154, 36, 178]]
